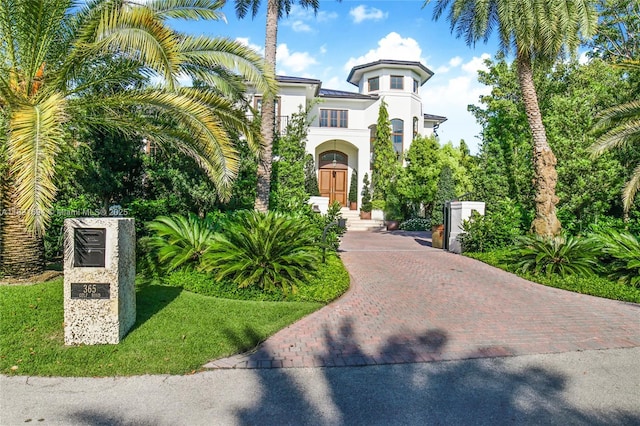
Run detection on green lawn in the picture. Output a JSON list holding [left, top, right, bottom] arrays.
[[0, 279, 322, 377], [465, 251, 640, 304]]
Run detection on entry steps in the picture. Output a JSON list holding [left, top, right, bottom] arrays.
[[339, 207, 384, 232]]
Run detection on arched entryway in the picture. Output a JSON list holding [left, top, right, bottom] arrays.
[[318, 150, 348, 206]]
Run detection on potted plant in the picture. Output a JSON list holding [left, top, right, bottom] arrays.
[[360, 173, 372, 220], [384, 193, 403, 231], [348, 169, 358, 210]]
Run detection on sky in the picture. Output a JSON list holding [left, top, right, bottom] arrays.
[[170, 1, 503, 153]]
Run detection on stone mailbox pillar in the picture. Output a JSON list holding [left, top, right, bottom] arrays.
[[447, 201, 485, 254], [63, 217, 136, 345]]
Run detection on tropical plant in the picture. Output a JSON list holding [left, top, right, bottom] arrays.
[[348, 169, 358, 205], [233, 0, 341, 211], [425, 0, 598, 237], [0, 0, 276, 277], [360, 173, 373, 213], [201, 210, 320, 293], [507, 234, 599, 277], [145, 214, 219, 273], [591, 60, 640, 214], [593, 230, 640, 287]]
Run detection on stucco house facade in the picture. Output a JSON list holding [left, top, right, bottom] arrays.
[[248, 59, 447, 209]]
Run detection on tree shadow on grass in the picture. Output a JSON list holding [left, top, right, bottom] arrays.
[[235, 317, 640, 425], [127, 284, 182, 334]]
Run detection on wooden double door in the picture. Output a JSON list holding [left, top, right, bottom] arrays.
[[319, 168, 347, 207]]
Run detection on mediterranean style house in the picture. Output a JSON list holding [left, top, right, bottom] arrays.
[[248, 59, 447, 208]]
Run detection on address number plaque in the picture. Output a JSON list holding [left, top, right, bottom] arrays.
[[71, 283, 110, 299]]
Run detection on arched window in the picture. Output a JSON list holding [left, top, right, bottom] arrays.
[[391, 119, 404, 157], [319, 150, 348, 168]]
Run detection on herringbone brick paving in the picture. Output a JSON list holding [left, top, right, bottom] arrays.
[[205, 231, 640, 369]]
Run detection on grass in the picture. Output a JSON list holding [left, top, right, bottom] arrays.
[[0, 278, 322, 377], [465, 251, 640, 304]]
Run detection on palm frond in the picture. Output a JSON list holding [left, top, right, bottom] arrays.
[[146, 0, 227, 21], [622, 163, 640, 213], [7, 93, 68, 234], [177, 35, 277, 97]]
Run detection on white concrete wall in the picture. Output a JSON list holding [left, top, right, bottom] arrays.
[[448, 202, 486, 254]]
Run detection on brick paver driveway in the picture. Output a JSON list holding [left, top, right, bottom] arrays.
[[205, 231, 640, 369]]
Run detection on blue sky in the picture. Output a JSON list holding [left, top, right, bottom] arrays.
[[171, 1, 502, 153]]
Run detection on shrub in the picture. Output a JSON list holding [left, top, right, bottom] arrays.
[[507, 234, 599, 277], [594, 230, 640, 287], [458, 199, 525, 252], [371, 199, 386, 211], [399, 218, 431, 231], [201, 210, 320, 293], [163, 253, 350, 303], [145, 214, 218, 272], [360, 173, 372, 212], [348, 169, 358, 204]]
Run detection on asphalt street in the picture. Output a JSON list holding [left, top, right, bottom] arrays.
[[2, 347, 639, 425]]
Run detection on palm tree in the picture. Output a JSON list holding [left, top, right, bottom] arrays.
[[425, 0, 597, 236], [233, 0, 338, 211], [591, 60, 640, 214], [0, 0, 276, 277]]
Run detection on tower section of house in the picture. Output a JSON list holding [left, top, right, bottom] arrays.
[[247, 59, 447, 209]]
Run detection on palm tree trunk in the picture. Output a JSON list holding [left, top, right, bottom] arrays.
[[516, 53, 562, 237], [0, 182, 45, 277], [254, 0, 279, 212]]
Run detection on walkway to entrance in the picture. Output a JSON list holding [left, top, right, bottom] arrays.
[[205, 231, 640, 369]]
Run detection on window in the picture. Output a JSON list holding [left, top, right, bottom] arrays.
[[390, 75, 404, 90], [319, 151, 348, 167], [368, 77, 379, 92], [320, 109, 348, 128], [253, 96, 281, 116], [413, 79, 419, 93], [413, 117, 419, 137], [391, 119, 404, 157]]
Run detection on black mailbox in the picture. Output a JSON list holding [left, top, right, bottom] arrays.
[[74, 228, 106, 267]]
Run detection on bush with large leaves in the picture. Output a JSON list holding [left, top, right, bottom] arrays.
[[145, 214, 219, 273], [508, 235, 599, 277], [201, 211, 320, 293], [594, 230, 640, 287]]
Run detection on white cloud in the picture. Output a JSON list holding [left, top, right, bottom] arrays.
[[461, 53, 491, 74], [291, 20, 312, 32], [421, 56, 492, 153], [277, 44, 318, 73], [449, 56, 463, 68], [236, 37, 264, 56], [344, 32, 424, 70], [284, 5, 337, 31], [349, 5, 388, 24], [316, 10, 338, 23]]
